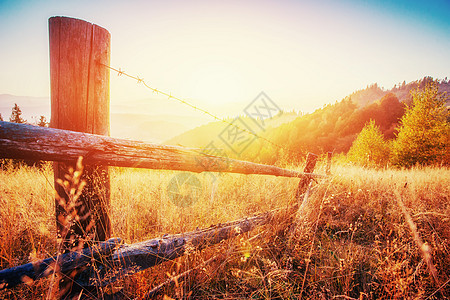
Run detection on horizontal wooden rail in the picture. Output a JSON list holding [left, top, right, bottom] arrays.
[[0, 205, 296, 290], [0, 238, 122, 290], [95, 208, 288, 286], [0, 121, 324, 178]]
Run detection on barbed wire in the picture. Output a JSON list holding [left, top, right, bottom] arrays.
[[100, 63, 300, 158]]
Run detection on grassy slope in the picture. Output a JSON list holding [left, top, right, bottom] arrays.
[[0, 163, 449, 299], [165, 111, 299, 148]]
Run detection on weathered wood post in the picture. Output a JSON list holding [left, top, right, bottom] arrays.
[[295, 152, 318, 201], [49, 16, 111, 251], [287, 152, 319, 245], [326, 151, 333, 175]]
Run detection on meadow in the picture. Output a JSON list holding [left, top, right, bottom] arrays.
[[0, 160, 449, 299]]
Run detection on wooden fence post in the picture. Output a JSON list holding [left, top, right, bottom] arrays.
[[326, 151, 333, 175], [287, 152, 319, 245], [49, 16, 111, 251], [295, 153, 318, 201]]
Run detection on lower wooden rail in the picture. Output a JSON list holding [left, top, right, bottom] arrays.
[[0, 238, 121, 290], [0, 205, 297, 291]]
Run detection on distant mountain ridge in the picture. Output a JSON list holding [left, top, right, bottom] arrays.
[[0, 94, 208, 143], [0, 94, 252, 143], [166, 77, 450, 164], [111, 113, 193, 143], [165, 111, 300, 148], [1, 77, 448, 148], [347, 77, 450, 107], [0, 94, 50, 123]]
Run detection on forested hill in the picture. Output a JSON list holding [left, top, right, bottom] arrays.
[[349, 77, 450, 107], [167, 77, 449, 165], [257, 92, 404, 163]]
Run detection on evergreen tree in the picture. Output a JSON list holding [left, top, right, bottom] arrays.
[[9, 103, 26, 123], [392, 81, 449, 167], [37, 115, 48, 127], [347, 120, 389, 167]]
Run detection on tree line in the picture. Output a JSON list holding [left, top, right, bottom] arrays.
[[2, 79, 448, 169], [348, 81, 449, 167], [0, 104, 49, 168], [0, 103, 48, 127], [240, 79, 449, 168]]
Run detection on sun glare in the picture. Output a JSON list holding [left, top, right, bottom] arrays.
[[184, 61, 247, 107]]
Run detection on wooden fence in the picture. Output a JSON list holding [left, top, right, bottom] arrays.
[[0, 121, 323, 179], [0, 121, 326, 296], [0, 16, 329, 298]]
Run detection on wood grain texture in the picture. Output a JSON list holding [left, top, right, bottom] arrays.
[[295, 152, 318, 201], [97, 210, 283, 286], [0, 238, 122, 290], [0, 121, 325, 179], [49, 16, 111, 251], [0, 206, 296, 289], [326, 151, 333, 175]]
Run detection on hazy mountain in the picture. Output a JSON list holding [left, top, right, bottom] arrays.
[[165, 77, 449, 164], [0, 94, 50, 123], [111, 113, 198, 143], [165, 111, 300, 148], [0, 94, 235, 142], [110, 97, 255, 142], [2, 77, 448, 146], [349, 77, 450, 107]]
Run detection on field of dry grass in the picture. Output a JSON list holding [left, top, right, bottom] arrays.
[[0, 160, 449, 299]]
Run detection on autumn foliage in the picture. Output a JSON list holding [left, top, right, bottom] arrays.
[[392, 82, 450, 167], [347, 120, 389, 167]]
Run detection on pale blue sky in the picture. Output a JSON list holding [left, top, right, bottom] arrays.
[[0, 0, 449, 114]]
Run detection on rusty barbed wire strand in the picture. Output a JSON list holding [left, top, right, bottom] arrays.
[[100, 63, 301, 158]]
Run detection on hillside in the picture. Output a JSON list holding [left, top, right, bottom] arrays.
[[167, 77, 449, 165], [250, 78, 449, 164], [2, 77, 448, 148], [111, 113, 198, 143], [165, 111, 300, 148], [255, 92, 405, 163], [349, 77, 450, 107]]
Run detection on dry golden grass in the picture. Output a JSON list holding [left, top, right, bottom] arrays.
[[0, 161, 449, 299]]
